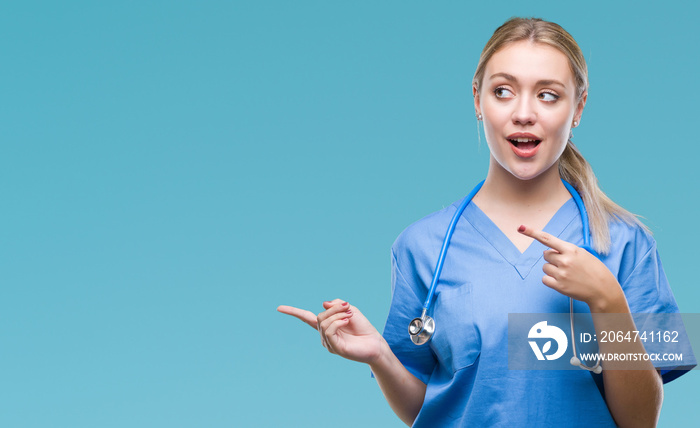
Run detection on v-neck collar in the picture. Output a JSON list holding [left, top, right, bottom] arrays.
[[462, 198, 579, 279]]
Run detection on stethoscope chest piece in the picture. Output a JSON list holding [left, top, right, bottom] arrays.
[[409, 315, 435, 345]]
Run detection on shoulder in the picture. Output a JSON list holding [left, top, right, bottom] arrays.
[[606, 218, 657, 271], [391, 201, 460, 271], [606, 217, 656, 266]]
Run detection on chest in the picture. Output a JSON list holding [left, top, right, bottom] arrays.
[[473, 202, 564, 253]]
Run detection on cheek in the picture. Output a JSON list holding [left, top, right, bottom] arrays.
[[481, 106, 508, 141], [550, 117, 573, 141], [482, 121, 502, 151]]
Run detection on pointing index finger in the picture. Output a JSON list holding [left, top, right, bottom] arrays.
[[277, 305, 319, 329], [517, 224, 570, 253]]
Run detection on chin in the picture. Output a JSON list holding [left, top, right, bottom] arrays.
[[506, 167, 544, 181], [491, 153, 558, 182]]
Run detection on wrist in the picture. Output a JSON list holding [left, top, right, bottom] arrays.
[[368, 337, 395, 371], [587, 280, 628, 313]]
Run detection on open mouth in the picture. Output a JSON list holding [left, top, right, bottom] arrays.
[[507, 136, 542, 158], [507, 137, 541, 150]]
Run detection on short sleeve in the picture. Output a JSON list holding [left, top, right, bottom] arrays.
[[619, 241, 697, 382], [378, 249, 437, 384]]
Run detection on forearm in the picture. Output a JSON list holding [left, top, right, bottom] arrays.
[[602, 368, 663, 427], [589, 288, 664, 427], [369, 338, 427, 426]]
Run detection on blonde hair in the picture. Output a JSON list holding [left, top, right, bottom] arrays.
[[473, 17, 646, 255]]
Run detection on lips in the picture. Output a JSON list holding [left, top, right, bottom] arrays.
[[507, 133, 541, 158]]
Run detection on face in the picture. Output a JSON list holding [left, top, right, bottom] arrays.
[[474, 40, 586, 181]]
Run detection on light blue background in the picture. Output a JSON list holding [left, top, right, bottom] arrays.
[[2, 1, 698, 426]]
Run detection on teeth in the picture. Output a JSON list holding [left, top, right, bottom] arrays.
[[513, 138, 537, 142]]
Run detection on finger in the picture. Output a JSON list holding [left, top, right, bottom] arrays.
[[543, 249, 565, 266], [324, 312, 353, 346], [277, 305, 318, 329], [319, 309, 352, 336], [317, 302, 350, 349], [323, 299, 345, 310], [317, 301, 349, 325], [518, 225, 573, 253], [319, 305, 351, 333], [321, 310, 353, 353], [542, 274, 558, 290], [542, 262, 558, 278]]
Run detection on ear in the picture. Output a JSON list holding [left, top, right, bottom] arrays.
[[473, 83, 481, 117], [573, 90, 587, 125]]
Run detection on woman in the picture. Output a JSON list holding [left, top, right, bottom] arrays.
[[278, 18, 693, 427]]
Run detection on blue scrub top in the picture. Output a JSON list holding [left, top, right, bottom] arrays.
[[382, 196, 696, 427]]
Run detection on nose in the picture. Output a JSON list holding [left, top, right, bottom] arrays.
[[512, 96, 536, 126]]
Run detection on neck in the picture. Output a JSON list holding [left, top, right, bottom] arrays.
[[477, 158, 570, 208]]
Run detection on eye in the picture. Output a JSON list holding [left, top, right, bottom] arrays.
[[494, 87, 514, 99], [538, 91, 560, 102]]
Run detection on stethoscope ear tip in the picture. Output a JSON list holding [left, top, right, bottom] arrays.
[[570, 355, 602, 373]]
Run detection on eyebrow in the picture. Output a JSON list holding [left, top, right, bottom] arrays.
[[489, 72, 566, 88]]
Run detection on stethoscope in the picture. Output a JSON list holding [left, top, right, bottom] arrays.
[[408, 179, 603, 374]]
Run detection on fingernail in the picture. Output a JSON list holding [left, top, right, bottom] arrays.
[[518, 225, 526, 233], [346, 310, 352, 314], [341, 302, 348, 307]]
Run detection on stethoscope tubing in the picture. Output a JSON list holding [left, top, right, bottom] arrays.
[[414, 179, 602, 373], [422, 180, 485, 313]]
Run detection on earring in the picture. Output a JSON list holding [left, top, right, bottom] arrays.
[[573, 120, 578, 127], [476, 113, 483, 121]]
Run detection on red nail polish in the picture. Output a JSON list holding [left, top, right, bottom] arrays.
[[341, 302, 348, 307], [518, 225, 526, 233]]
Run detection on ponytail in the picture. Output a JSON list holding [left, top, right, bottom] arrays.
[[558, 141, 648, 255]]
